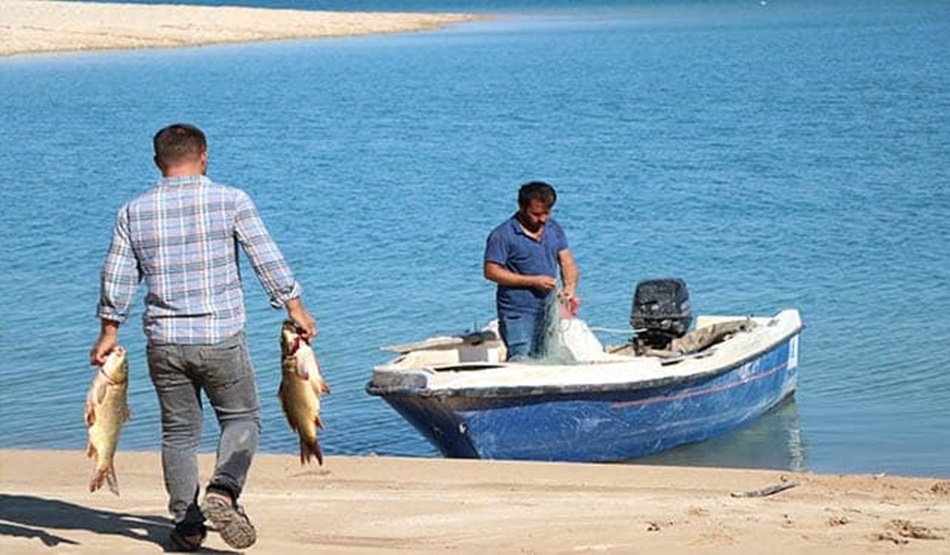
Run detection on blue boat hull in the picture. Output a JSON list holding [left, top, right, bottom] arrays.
[[373, 334, 800, 463]]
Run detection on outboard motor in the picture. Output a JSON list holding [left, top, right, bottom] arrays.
[[630, 278, 692, 352]]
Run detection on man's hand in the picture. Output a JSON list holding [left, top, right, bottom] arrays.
[[286, 298, 318, 340], [532, 275, 558, 292], [89, 320, 119, 367], [559, 290, 581, 318], [484, 262, 559, 293]]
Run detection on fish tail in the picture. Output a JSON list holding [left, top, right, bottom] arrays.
[[90, 465, 119, 495], [299, 437, 324, 466], [106, 469, 120, 496]]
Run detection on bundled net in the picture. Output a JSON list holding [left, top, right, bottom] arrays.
[[533, 293, 577, 364]]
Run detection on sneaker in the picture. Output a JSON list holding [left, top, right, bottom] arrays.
[[169, 524, 207, 552], [200, 492, 257, 549]]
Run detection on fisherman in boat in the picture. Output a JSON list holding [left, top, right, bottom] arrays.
[[483, 181, 580, 361]]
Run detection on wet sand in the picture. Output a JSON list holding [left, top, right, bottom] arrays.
[[0, 0, 483, 57], [1, 449, 948, 553]]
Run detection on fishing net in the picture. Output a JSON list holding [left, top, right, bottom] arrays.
[[534, 294, 580, 364], [530, 292, 614, 364]]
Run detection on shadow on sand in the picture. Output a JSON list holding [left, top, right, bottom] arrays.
[[0, 494, 231, 552]]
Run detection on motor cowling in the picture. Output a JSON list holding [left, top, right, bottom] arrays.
[[630, 278, 692, 350]]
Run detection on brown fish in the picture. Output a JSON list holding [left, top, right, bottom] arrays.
[[84, 346, 130, 495], [278, 321, 330, 465]]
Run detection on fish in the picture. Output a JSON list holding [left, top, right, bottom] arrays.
[[84, 346, 130, 495], [278, 321, 330, 465]]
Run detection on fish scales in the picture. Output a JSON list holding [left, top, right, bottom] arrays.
[[278, 321, 330, 465], [85, 346, 130, 495]]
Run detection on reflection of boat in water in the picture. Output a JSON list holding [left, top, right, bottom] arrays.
[[366, 300, 803, 463], [634, 396, 806, 471]]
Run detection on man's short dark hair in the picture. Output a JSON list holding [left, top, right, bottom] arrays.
[[518, 181, 557, 209], [153, 124, 207, 168]]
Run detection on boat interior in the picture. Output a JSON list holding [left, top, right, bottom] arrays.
[[381, 314, 765, 372]]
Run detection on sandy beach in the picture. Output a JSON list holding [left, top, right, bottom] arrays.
[[0, 0, 482, 57], [1, 3, 948, 553], [1, 449, 948, 554]]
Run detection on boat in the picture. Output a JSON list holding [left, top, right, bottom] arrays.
[[366, 281, 803, 463]]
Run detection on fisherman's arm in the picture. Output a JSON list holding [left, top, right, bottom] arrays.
[[92, 208, 138, 366], [234, 191, 302, 303], [557, 248, 580, 315], [558, 248, 579, 300], [483, 261, 557, 292], [235, 192, 317, 339]]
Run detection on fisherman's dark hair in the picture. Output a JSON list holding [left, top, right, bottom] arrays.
[[518, 181, 557, 209], [153, 123, 207, 168]]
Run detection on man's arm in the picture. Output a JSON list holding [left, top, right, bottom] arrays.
[[234, 191, 301, 307], [557, 249, 579, 300], [97, 207, 141, 323], [234, 192, 318, 340], [91, 207, 140, 366], [483, 261, 557, 292]]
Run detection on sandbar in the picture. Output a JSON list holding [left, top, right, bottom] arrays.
[[0, 0, 483, 57], [1, 449, 948, 553]]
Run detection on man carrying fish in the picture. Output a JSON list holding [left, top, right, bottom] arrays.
[[89, 123, 317, 552]]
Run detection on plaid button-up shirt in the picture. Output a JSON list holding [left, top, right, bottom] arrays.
[[97, 175, 301, 345]]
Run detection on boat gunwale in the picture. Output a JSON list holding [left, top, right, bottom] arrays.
[[366, 323, 803, 399]]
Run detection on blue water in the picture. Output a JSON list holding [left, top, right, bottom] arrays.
[[2, 0, 949, 478]]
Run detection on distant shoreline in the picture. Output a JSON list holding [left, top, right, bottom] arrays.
[[0, 1, 486, 58], [2, 449, 949, 553]]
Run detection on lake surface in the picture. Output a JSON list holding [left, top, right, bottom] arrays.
[[1, 0, 948, 477]]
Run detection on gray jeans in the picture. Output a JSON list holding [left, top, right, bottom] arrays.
[[147, 332, 261, 531]]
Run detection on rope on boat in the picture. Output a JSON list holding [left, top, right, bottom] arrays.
[[587, 326, 633, 335]]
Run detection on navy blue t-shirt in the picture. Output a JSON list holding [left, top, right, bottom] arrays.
[[484, 215, 569, 317]]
